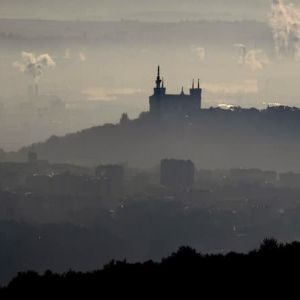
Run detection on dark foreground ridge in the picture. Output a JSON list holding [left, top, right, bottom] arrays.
[[1, 239, 300, 296]]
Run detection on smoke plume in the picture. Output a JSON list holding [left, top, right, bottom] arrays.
[[13, 52, 56, 83], [64, 49, 71, 60], [236, 44, 270, 72], [195, 47, 206, 62], [269, 0, 300, 59], [235, 43, 247, 65], [245, 49, 270, 72], [79, 52, 87, 62], [63, 49, 87, 62]]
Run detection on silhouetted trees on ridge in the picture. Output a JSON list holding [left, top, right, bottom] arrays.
[[1, 238, 300, 296]]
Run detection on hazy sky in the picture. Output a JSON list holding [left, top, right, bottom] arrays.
[[0, 0, 285, 22], [2, 0, 300, 150]]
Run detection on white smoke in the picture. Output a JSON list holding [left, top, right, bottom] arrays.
[[79, 52, 87, 62], [13, 52, 56, 83], [245, 49, 270, 72], [269, 0, 300, 60], [192, 47, 206, 62], [63, 49, 87, 62], [235, 44, 270, 72], [235, 43, 247, 64], [64, 49, 71, 60]]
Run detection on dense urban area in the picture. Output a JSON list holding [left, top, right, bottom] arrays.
[[1, 146, 300, 283]]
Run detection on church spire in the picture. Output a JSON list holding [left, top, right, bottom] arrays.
[[155, 65, 162, 89], [192, 79, 195, 89], [198, 79, 200, 89], [181, 86, 184, 95]]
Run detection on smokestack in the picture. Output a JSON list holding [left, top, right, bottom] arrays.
[[13, 52, 56, 96]]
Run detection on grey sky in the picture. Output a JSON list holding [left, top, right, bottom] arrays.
[[0, 0, 284, 22]]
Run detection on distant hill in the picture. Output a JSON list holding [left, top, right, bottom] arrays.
[[5, 107, 300, 172]]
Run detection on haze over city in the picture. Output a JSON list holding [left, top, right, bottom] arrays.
[[2, 0, 300, 295]]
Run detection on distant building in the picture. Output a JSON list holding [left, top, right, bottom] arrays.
[[27, 151, 48, 167], [96, 164, 125, 196], [26, 173, 101, 196], [0, 155, 89, 192], [160, 159, 195, 190], [27, 151, 38, 164], [149, 66, 202, 115], [228, 169, 277, 186], [26, 174, 52, 194], [279, 172, 300, 188]]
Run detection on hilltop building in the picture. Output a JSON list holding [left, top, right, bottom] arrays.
[[149, 66, 202, 115]]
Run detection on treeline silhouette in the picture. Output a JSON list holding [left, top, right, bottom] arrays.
[[1, 238, 300, 296]]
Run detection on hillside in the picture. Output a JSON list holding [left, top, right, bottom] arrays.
[[4, 107, 300, 171]]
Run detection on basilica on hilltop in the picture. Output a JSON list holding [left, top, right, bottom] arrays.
[[149, 66, 202, 115]]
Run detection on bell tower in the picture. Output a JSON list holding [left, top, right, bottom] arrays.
[[190, 79, 202, 109], [154, 66, 166, 96]]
